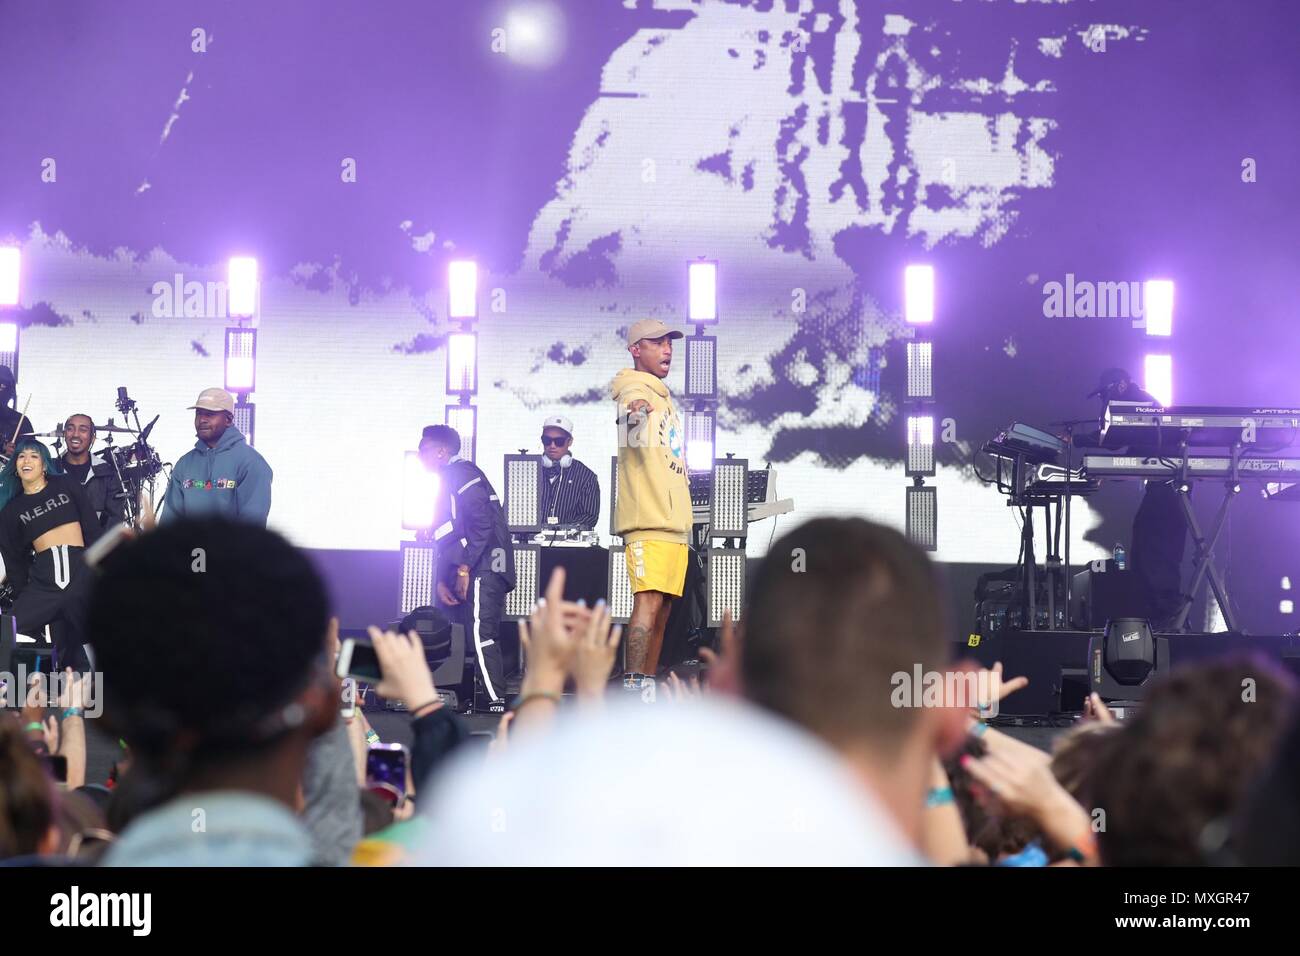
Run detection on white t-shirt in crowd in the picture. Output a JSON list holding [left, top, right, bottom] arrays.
[[411, 695, 922, 866]]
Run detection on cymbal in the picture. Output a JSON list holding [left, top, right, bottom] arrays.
[[92, 424, 140, 434]]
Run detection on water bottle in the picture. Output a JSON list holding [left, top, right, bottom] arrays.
[[1113, 543, 1127, 571]]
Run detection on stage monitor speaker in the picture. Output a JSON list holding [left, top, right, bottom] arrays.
[[1057, 667, 1089, 713], [1071, 560, 1150, 629]]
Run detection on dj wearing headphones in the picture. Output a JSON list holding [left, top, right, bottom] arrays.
[[539, 415, 600, 530]]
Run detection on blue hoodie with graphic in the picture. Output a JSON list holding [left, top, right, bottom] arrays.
[[161, 426, 272, 527]]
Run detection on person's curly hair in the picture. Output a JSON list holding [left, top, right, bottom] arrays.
[[1051, 721, 1122, 808], [1092, 656, 1296, 866], [945, 737, 1043, 862]]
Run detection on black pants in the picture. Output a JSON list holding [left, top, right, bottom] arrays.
[[1131, 480, 1188, 623], [447, 572, 508, 704], [12, 544, 92, 672]]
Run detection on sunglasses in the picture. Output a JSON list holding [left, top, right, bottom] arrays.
[[541, 435, 569, 447]]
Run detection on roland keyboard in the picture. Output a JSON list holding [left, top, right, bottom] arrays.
[[1083, 454, 1300, 479], [1102, 401, 1300, 449]]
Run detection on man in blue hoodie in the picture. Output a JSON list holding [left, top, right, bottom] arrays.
[[161, 387, 272, 527]]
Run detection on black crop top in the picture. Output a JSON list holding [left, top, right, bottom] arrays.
[[0, 473, 101, 594]]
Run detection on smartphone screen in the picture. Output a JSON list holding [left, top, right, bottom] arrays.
[[336, 638, 383, 682], [340, 677, 358, 718], [366, 744, 408, 797]]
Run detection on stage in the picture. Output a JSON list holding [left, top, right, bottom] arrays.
[[952, 629, 1300, 717]]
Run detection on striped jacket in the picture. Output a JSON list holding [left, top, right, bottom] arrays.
[[538, 457, 600, 530]]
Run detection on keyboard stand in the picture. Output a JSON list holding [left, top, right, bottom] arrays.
[[1170, 443, 1241, 633]]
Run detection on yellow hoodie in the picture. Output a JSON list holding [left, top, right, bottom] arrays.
[[611, 368, 692, 544]]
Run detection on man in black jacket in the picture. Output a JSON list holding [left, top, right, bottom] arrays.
[[60, 414, 128, 530], [418, 425, 515, 712]]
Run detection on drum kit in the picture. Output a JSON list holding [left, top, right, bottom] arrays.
[[0, 387, 169, 612], [13, 386, 165, 529]]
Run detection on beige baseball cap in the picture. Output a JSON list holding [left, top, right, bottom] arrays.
[[626, 318, 684, 347], [188, 387, 235, 414]]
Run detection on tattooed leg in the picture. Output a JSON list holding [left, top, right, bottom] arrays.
[[625, 590, 663, 674], [643, 596, 673, 678]]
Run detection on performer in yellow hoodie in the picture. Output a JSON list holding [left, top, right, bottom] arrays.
[[612, 318, 692, 687]]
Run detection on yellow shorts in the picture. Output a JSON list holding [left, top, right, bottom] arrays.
[[625, 540, 688, 597]]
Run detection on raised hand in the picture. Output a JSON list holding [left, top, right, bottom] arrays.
[[1083, 692, 1115, 724], [368, 626, 438, 712], [519, 567, 584, 681], [21, 672, 47, 723], [963, 726, 1059, 811], [962, 730, 1094, 861], [43, 716, 59, 754], [572, 600, 622, 701], [973, 661, 1029, 715], [661, 671, 703, 704], [699, 610, 740, 695]]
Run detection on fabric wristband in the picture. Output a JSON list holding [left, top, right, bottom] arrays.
[[24, 721, 44, 733], [1066, 830, 1098, 863], [63, 708, 83, 719], [925, 786, 955, 808]]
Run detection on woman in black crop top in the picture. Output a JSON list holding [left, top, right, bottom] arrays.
[[0, 439, 101, 671]]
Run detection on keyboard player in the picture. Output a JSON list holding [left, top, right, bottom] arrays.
[[1080, 367, 1188, 628]]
